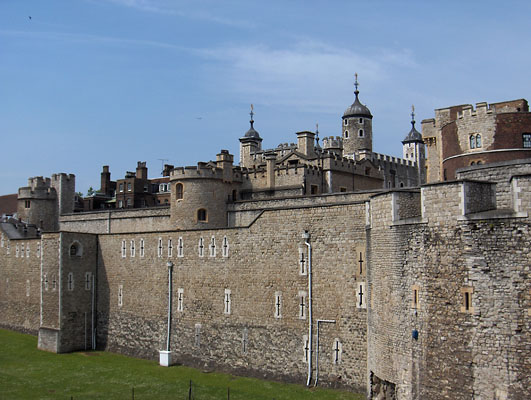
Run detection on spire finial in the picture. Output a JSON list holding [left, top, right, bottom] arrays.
[[315, 122, 320, 148], [411, 104, 415, 121], [354, 73, 360, 95], [250, 104, 254, 128]]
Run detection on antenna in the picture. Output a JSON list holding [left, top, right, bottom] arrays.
[[158, 158, 169, 175]]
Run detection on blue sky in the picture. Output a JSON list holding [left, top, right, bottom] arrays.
[[1, 0, 530, 195]]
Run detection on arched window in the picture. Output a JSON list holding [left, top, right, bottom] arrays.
[[343, 119, 348, 126], [475, 134, 482, 148], [359, 118, 363, 124], [358, 129, 364, 137], [344, 130, 349, 138], [70, 242, 82, 257], [197, 209, 207, 222], [176, 183, 183, 200], [470, 161, 475, 166], [470, 135, 476, 149]]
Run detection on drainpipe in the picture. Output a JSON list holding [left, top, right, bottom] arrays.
[[303, 231, 312, 386], [314, 319, 336, 387], [166, 261, 173, 352]]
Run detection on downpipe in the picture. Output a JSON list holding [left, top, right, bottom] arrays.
[[304, 231, 313, 387], [166, 261, 173, 352]]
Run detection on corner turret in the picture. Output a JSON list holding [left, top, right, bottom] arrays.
[[342, 74, 373, 155], [239, 104, 263, 168]]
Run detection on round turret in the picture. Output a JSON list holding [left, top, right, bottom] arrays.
[[342, 74, 373, 155]]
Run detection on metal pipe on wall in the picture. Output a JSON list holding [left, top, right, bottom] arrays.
[[166, 261, 174, 352], [304, 231, 312, 387]]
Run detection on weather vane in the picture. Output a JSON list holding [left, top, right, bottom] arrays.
[[411, 105, 415, 121], [354, 73, 359, 92]]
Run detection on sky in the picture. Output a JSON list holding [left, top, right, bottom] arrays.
[[1, 0, 531, 195]]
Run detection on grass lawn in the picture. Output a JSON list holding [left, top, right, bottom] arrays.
[[0, 329, 364, 399]]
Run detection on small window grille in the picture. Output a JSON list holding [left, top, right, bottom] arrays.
[[224, 289, 231, 314], [177, 237, 184, 258], [157, 238, 163, 258], [118, 285, 123, 307], [67, 273, 74, 291], [298, 291, 307, 319], [222, 236, 229, 257], [523, 133, 531, 148], [333, 338, 342, 364], [198, 237, 204, 257], [274, 292, 282, 319], [194, 324, 201, 347], [177, 288, 184, 312], [85, 272, 92, 291], [298, 247, 307, 275], [242, 328, 248, 354], [139, 239, 145, 257], [209, 237, 216, 257]]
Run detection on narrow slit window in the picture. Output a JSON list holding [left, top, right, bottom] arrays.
[[298, 291, 307, 319], [177, 288, 184, 312], [118, 285, 123, 307], [26, 243, 30, 257], [168, 239, 173, 257], [176, 183, 183, 200], [194, 324, 201, 348], [177, 237, 184, 258], [198, 237, 204, 257], [158, 238, 163, 258], [224, 289, 231, 315], [21, 244, 24, 258], [303, 335, 309, 363], [242, 328, 248, 354], [333, 338, 342, 364], [222, 236, 229, 257], [139, 239, 145, 257], [460, 287, 474, 313], [299, 247, 307, 275], [85, 272, 92, 291], [210, 237, 216, 257], [121, 240, 126, 258], [274, 292, 282, 319], [130, 240, 135, 257], [67, 273, 74, 291], [43, 274, 48, 291]]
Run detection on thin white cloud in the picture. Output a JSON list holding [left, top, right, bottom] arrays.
[[96, 0, 254, 28], [199, 40, 418, 113]]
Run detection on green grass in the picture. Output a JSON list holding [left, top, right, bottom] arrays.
[[0, 329, 364, 400]]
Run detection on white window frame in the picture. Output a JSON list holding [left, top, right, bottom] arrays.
[[332, 338, 342, 364], [303, 335, 309, 363], [356, 282, 366, 309], [121, 240, 126, 258], [298, 247, 307, 276], [168, 238, 173, 257], [139, 239, 145, 257], [224, 289, 231, 315], [198, 237, 204, 257], [130, 239, 135, 257], [118, 284, 123, 307], [177, 237, 184, 258], [298, 290, 307, 319], [177, 288, 184, 312], [209, 236, 216, 257], [222, 236, 229, 257], [157, 238, 163, 258]]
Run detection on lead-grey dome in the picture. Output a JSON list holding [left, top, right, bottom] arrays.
[[402, 120, 423, 143], [243, 123, 261, 139], [343, 91, 372, 118]]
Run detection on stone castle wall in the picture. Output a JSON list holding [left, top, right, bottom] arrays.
[[96, 201, 369, 390], [0, 236, 41, 334]]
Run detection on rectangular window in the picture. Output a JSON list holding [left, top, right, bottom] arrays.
[[461, 287, 474, 313], [198, 237, 204, 257], [209, 237, 216, 257], [523, 133, 531, 148], [36, 242, 41, 258], [118, 285, 123, 307], [298, 247, 307, 275], [20, 244, 24, 258], [222, 236, 229, 257], [310, 185, 319, 194], [85, 272, 92, 291], [194, 323, 201, 348], [303, 335, 309, 363], [119, 183, 124, 193], [412, 285, 420, 309], [16, 244, 19, 258], [242, 328, 248, 354], [67, 273, 74, 291], [118, 200, 123, 208], [274, 291, 282, 318], [177, 288, 184, 312], [298, 291, 307, 319], [356, 282, 366, 309], [130, 240, 135, 257], [25, 200, 31, 208], [224, 289, 231, 315], [52, 275, 57, 291], [168, 239, 173, 257], [177, 237, 184, 258], [25, 243, 30, 258], [127, 183, 132, 192], [340, 187, 347, 192], [158, 238, 163, 258], [121, 240, 126, 258], [43, 274, 48, 291], [140, 239, 145, 257]]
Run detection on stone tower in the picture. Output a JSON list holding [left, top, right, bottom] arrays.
[[402, 106, 426, 185], [342, 74, 373, 155], [239, 105, 262, 168]]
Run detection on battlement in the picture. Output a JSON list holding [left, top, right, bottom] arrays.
[[18, 177, 56, 200], [322, 136, 343, 149], [171, 163, 242, 181], [370, 152, 414, 167], [51, 173, 75, 182]]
